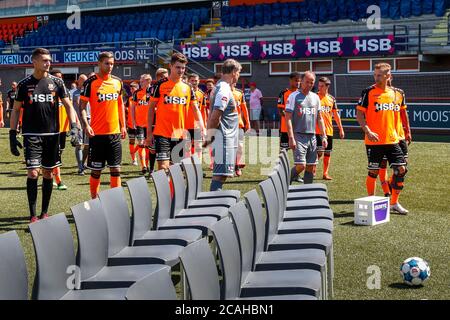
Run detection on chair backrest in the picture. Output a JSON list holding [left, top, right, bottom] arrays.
[[270, 168, 287, 217], [168, 163, 188, 215], [28, 213, 75, 300], [258, 177, 280, 247], [98, 187, 132, 254], [210, 218, 242, 300], [276, 162, 289, 197], [126, 177, 153, 243], [243, 190, 267, 265], [179, 238, 220, 300], [228, 201, 256, 280], [125, 266, 177, 300], [191, 154, 204, 197], [0, 231, 28, 300], [151, 169, 173, 226], [71, 199, 109, 281], [181, 157, 197, 202]]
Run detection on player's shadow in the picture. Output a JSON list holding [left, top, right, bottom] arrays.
[[0, 186, 28, 191], [229, 179, 265, 185], [329, 200, 355, 205], [0, 216, 31, 233], [389, 283, 424, 290], [333, 212, 354, 219]]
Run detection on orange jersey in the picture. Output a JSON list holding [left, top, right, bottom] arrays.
[[357, 85, 402, 145], [185, 88, 205, 130], [80, 74, 124, 135], [132, 88, 151, 128], [233, 88, 249, 129], [58, 102, 70, 133], [391, 87, 407, 140], [150, 78, 197, 139], [198, 89, 209, 124], [126, 97, 134, 128], [316, 93, 337, 136], [277, 88, 295, 133]]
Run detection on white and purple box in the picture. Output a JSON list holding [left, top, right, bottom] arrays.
[[354, 196, 390, 226]]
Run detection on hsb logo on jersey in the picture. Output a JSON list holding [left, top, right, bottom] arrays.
[[375, 102, 400, 112], [138, 100, 148, 106], [319, 106, 332, 113], [164, 95, 187, 105], [97, 92, 119, 102], [29, 94, 55, 103], [297, 107, 317, 116]]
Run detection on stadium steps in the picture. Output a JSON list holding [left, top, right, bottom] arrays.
[[425, 9, 450, 45], [184, 18, 222, 45]]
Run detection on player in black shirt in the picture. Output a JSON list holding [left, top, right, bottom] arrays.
[[9, 48, 80, 223], [6, 81, 17, 119]]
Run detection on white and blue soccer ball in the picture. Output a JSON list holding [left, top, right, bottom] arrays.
[[400, 257, 430, 286]]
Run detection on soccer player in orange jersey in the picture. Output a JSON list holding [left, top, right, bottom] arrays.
[[278, 72, 301, 151], [315, 77, 345, 180], [187, 73, 207, 161], [80, 52, 126, 199], [146, 53, 205, 172], [356, 63, 409, 214], [131, 74, 152, 175], [378, 76, 412, 197], [231, 82, 250, 177], [49, 69, 70, 190], [126, 82, 139, 166]]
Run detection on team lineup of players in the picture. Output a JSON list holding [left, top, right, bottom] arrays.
[[4, 48, 411, 223]]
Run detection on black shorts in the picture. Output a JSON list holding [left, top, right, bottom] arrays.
[[87, 134, 122, 171], [366, 144, 406, 170], [127, 128, 136, 140], [155, 135, 186, 162], [24, 134, 61, 170], [399, 139, 408, 158], [59, 132, 67, 151], [136, 126, 147, 141], [316, 134, 333, 152], [280, 132, 289, 150]]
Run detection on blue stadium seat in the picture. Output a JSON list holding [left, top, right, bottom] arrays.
[[114, 32, 120, 42], [389, 0, 401, 19], [422, 0, 434, 14], [142, 31, 149, 38], [106, 33, 113, 43]]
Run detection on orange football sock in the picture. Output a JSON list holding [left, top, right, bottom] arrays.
[[90, 175, 101, 199], [379, 168, 390, 195], [53, 168, 61, 185], [366, 175, 377, 196], [129, 144, 136, 160], [110, 175, 121, 188], [323, 154, 331, 176], [145, 148, 150, 168]]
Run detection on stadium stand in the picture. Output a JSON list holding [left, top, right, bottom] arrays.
[[15, 7, 210, 47], [221, 0, 450, 28], [0, 16, 38, 44]]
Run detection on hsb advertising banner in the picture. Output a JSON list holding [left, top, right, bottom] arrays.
[[178, 35, 395, 61]]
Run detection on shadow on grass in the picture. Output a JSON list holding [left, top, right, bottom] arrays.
[[0, 186, 28, 191], [329, 200, 355, 205], [339, 221, 367, 227], [389, 282, 424, 290], [333, 212, 354, 219], [228, 179, 265, 185]]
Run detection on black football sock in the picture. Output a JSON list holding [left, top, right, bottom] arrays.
[[27, 178, 38, 218], [41, 177, 54, 215]]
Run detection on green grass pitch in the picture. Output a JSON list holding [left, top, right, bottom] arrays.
[[0, 128, 448, 300]]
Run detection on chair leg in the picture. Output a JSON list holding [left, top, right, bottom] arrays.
[[180, 264, 190, 300], [327, 245, 334, 299]]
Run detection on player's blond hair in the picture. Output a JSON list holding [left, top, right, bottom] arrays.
[[374, 63, 392, 73]]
